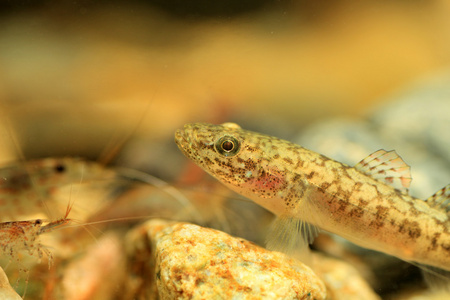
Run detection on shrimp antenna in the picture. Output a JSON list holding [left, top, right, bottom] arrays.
[[97, 80, 162, 166], [115, 167, 205, 224]]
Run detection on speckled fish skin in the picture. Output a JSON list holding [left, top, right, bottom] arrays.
[[175, 122, 450, 271]]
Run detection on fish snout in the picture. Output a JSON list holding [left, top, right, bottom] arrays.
[[175, 124, 201, 158]]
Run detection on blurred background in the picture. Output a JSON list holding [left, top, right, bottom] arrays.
[[0, 0, 449, 174], [0, 1, 449, 298]]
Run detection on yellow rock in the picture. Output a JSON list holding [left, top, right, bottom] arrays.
[[138, 219, 327, 300], [0, 267, 21, 300]]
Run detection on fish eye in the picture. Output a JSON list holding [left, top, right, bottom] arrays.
[[54, 164, 66, 173], [215, 136, 241, 157], [35, 219, 42, 225]]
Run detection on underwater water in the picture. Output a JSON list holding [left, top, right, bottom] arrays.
[[0, 1, 449, 299]]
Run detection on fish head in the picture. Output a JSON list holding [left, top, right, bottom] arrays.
[[175, 122, 292, 215]]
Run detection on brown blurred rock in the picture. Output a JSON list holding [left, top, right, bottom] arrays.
[[57, 233, 127, 300], [313, 253, 381, 300]]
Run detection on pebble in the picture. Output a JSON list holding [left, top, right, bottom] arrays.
[[312, 253, 380, 300], [0, 267, 21, 300], [58, 233, 127, 300], [129, 219, 327, 299]]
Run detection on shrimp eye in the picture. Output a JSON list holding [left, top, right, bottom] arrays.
[[55, 164, 66, 173], [35, 219, 43, 225], [215, 136, 240, 157]]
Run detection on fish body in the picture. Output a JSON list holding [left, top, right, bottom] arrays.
[[175, 122, 450, 272]]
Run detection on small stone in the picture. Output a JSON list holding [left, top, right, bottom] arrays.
[[143, 219, 327, 299], [0, 267, 21, 300], [313, 253, 381, 300], [58, 233, 126, 300]]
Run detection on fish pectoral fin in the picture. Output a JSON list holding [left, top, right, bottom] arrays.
[[426, 183, 450, 215], [265, 215, 320, 259], [354, 149, 412, 193], [417, 263, 450, 293]]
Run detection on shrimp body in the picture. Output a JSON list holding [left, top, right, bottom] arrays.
[[0, 157, 113, 221], [0, 202, 73, 268], [175, 122, 450, 271], [0, 220, 47, 265]]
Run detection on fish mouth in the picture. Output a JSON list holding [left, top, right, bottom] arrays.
[[174, 124, 197, 158], [174, 129, 187, 148], [175, 123, 215, 161], [174, 129, 188, 153]]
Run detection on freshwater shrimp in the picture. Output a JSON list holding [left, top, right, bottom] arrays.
[[0, 200, 73, 267], [0, 200, 73, 297], [175, 123, 450, 279], [0, 157, 116, 222]]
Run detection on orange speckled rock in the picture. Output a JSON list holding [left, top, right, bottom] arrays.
[[145, 219, 326, 300]]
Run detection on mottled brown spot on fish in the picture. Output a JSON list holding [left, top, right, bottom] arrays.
[[429, 232, 441, 251], [375, 205, 388, 219], [441, 242, 450, 255], [354, 181, 363, 190], [398, 219, 421, 239], [358, 199, 368, 208], [243, 159, 257, 170], [283, 157, 294, 165], [292, 174, 301, 183], [305, 171, 316, 180], [204, 157, 213, 165], [245, 145, 258, 152], [319, 181, 332, 192], [349, 207, 365, 218]]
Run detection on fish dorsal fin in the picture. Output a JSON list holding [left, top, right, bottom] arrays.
[[355, 149, 412, 193], [265, 215, 320, 258], [427, 184, 450, 215]]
